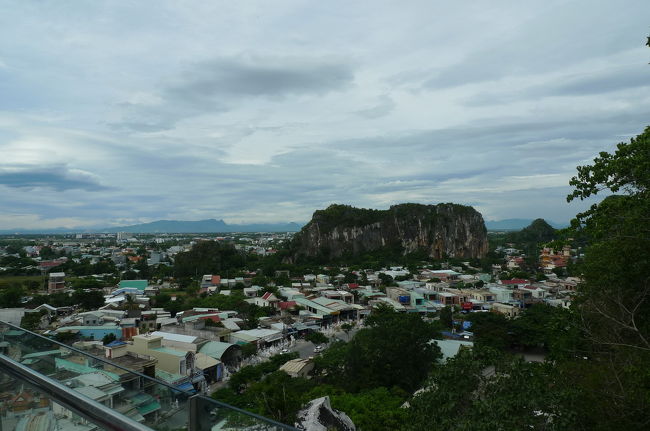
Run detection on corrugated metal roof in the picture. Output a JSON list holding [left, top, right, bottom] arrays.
[[152, 347, 187, 357], [195, 352, 219, 369], [199, 341, 237, 360], [279, 358, 312, 374], [151, 331, 197, 344]]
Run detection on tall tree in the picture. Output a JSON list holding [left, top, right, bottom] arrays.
[[565, 126, 650, 427]]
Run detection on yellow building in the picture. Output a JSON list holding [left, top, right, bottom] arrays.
[[128, 334, 194, 376]]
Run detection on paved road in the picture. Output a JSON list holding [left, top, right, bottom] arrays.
[[288, 326, 362, 358], [290, 339, 320, 359]]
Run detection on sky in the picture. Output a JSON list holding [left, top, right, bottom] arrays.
[[0, 0, 649, 230]]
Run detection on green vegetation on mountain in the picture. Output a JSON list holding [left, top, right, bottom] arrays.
[[505, 218, 557, 243], [290, 202, 488, 263]]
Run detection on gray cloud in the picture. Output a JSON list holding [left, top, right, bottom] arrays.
[[0, 165, 108, 192], [167, 56, 354, 100], [419, 1, 649, 90], [355, 95, 396, 119], [1, 1, 649, 229], [114, 55, 354, 132], [469, 65, 650, 106]]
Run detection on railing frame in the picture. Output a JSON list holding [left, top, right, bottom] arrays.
[[0, 320, 298, 430], [0, 353, 152, 431]]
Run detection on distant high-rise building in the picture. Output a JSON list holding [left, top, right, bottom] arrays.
[[116, 232, 127, 241]]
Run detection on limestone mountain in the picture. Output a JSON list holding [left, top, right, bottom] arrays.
[[506, 218, 557, 244], [289, 203, 488, 261]]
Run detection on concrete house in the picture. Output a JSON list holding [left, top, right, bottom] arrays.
[[128, 334, 194, 376], [48, 272, 66, 293]]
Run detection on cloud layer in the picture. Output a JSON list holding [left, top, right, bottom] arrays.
[[0, 0, 649, 229]]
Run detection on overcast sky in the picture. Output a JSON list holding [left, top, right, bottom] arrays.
[[1, 1, 649, 229]]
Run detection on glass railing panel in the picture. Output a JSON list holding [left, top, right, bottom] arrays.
[[0, 321, 190, 430], [190, 395, 295, 431], [0, 321, 297, 430], [0, 364, 111, 431]]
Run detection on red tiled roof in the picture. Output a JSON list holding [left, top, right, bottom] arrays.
[[262, 291, 279, 301], [278, 301, 296, 310], [501, 279, 528, 285], [211, 275, 221, 285]]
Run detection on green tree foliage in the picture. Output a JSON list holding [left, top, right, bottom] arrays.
[[56, 258, 117, 276], [173, 241, 246, 278], [407, 349, 580, 431], [226, 352, 299, 394], [438, 306, 453, 329], [564, 126, 650, 427], [240, 343, 257, 359], [70, 278, 105, 290], [305, 331, 329, 345], [70, 289, 105, 310], [20, 310, 46, 330], [506, 218, 557, 244], [0, 286, 24, 307], [54, 331, 76, 344], [305, 386, 408, 431], [25, 289, 105, 310], [248, 371, 314, 424], [466, 312, 512, 350], [316, 306, 441, 392], [377, 273, 394, 286], [102, 333, 117, 345]]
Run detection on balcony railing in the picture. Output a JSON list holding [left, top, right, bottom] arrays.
[[0, 320, 297, 431]]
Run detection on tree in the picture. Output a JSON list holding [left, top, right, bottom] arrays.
[[305, 331, 329, 345], [21, 310, 46, 331], [439, 306, 453, 329], [173, 241, 246, 278], [564, 125, 650, 427], [308, 386, 408, 431], [71, 289, 105, 310], [466, 312, 511, 351], [240, 343, 257, 359], [0, 286, 24, 308], [54, 331, 76, 344], [406, 349, 580, 431], [341, 322, 354, 341], [320, 306, 441, 392], [377, 273, 394, 286], [102, 333, 117, 345], [248, 371, 314, 424]]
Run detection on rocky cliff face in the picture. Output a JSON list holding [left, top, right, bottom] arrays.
[[290, 203, 488, 261]]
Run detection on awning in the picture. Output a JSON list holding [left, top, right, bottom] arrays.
[[173, 382, 196, 394], [136, 401, 161, 416], [191, 374, 206, 384]]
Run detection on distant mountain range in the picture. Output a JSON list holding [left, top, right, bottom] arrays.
[[485, 218, 568, 231], [0, 218, 304, 234], [0, 216, 569, 235]]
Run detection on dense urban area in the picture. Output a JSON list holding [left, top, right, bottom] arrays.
[[0, 126, 649, 430]]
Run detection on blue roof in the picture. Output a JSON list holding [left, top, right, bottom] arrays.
[[173, 382, 195, 393], [106, 341, 127, 347]]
